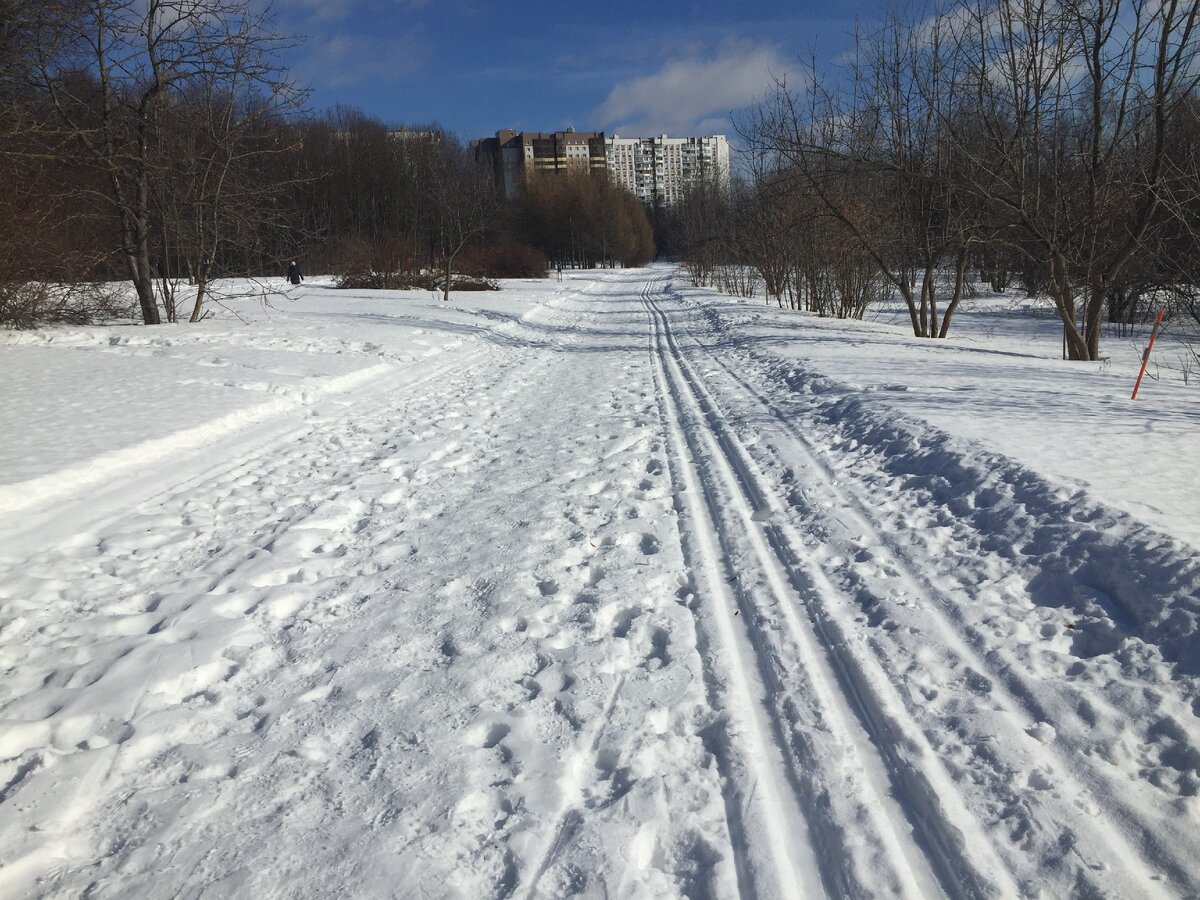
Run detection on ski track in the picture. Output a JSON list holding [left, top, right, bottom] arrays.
[[1, 269, 1198, 898], [641, 272, 993, 899], [648, 274, 1199, 897], [677, 306, 1198, 894]]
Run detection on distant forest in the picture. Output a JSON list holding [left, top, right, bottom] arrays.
[[7, 0, 1198, 359], [0, 0, 654, 326], [663, 0, 1200, 360]]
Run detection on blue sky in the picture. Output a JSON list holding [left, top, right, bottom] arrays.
[[274, 0, 876, 141]]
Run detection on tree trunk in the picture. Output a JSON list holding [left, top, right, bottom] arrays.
[[133, 164, 161, 325], [189, 275, 208, 323], [938, 245, 969, 339], [134, 239, 160, 324], [1084, 278, 1107, 361], [899, 281, 921, 336], [1049, 254, 1091, 360], [927, 264, 939, 339], [125, 244, 160, 325], [119, 209, 161, 324]]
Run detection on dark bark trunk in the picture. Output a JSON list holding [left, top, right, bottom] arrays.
[[1085, 281, 1106, 360], [1050, 254, 1090, 360], [938, 245, 970, 339], [926, 264, 938, 339], [189, 274, 208, 323], [134, 238, 159, 325], [900, 281, 921, 336], [115, 200, 160, 324]]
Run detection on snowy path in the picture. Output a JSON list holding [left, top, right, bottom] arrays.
[[642, 273, 951, 899], [639, 273, 1200, 898], [2, 270, 1199, 898]]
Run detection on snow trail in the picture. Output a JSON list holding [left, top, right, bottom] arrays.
[[639, 275, 827, 899], [652, 274, 1199, 896], [641, 272, 1003, 898], [2, 267, 1198, 898], [1, 278, 741, 898], [679, 311, 1193, 894]]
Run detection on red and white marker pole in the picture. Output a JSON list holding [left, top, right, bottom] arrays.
[[1131, 307, 1166, 400]]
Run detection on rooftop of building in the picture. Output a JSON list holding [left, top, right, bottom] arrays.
[[609, 134, 728, 142]]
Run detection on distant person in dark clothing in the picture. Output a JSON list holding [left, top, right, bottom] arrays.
[[287, 261, 303, 285]]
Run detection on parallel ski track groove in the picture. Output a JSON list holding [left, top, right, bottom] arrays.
[[678, 290, 1186, 895], [639, 273, 1027, 899], [640, 277, 822, 899], [641, 274, 973, 899]]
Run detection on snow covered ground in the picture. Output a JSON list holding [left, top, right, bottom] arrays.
[[1, 267, 1198, 898]]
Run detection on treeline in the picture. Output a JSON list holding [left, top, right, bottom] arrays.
[[517, 174, 655, 271], [0, 0, 653, 327], [0, 0, 309, 324], [668, 0, 1200, 360], [290, 111, 505, 302], [299, 111, 654, 288]]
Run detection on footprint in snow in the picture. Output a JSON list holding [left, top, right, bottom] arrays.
[[610, 608, 639, 639], [644, 627, 670, 669], [474, 722, 509, 749]]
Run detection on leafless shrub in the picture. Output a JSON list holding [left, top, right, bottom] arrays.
[[0, 281, 131, 329], [713, 265, 758, 298], [729, 0, 1200, 358], [457, 242, 547, 279]]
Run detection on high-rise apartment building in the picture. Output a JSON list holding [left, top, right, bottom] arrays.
[[473, 129, 607, 199], [606, 134, 730, 208], [474, 129, 731, 207]]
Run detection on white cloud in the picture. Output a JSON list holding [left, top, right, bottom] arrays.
[[594, 38, 790, 137], [273, 0, 354, 22], [296, 33, 431, 87], [273, 0, 430, 24]]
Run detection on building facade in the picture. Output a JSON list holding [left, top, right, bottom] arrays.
[[606, 134, 730, 208], [474, 129, 608, 199], [474, 129, 731, 207]]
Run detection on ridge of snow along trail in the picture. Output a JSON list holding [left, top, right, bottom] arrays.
[[0, 269, 1197, 898]]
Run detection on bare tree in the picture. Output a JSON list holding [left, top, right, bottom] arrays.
[[667, 175, 736, 288], [153, 62, 304, 321], [748, 12, 976, 339], [426, 143, 500, 302], [23, 0, 301, 324], [941, 0, 1200, 359]]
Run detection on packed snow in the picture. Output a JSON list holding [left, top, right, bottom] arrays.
[[1, 267, 1198, 898]]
